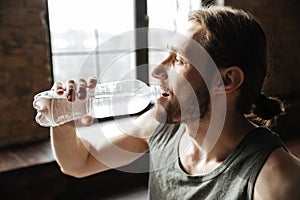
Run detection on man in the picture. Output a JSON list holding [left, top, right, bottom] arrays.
[[46, 6, 300, 200]]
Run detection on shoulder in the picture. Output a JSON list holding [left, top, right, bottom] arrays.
[[254, 147, 300, 200]]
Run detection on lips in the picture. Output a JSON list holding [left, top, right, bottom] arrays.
[[162, 92, 170, 97]]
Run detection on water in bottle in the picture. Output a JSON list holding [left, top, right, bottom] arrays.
[[33, 79, 162, 127]]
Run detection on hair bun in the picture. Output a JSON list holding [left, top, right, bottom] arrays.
[[253, 93, 285, 120]]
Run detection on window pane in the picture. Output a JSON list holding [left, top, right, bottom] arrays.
[[98, 52, 136, 83], [52, 54, 96, 82], [48, 0, 135, 82]]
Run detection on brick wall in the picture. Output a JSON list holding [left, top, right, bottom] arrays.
[[0, 0, 51, 148], [225, 0, 300, 97]]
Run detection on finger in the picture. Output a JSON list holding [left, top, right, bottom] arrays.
[[87, 76, 98, 89], [81, 116, 94, 126], [51, 82, 65, 95], [66, 80, 76, 102], [75, 116, 94, 127], [77, 78, 87, 100]]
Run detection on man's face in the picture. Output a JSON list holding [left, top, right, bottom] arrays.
[[151, 22, 211, 124]]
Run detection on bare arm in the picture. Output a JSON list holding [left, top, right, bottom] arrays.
[[48, 78, 159, 178], [254, 148, 300, 200], [51, 109, 158, 178], [50, 121, 96, 177]]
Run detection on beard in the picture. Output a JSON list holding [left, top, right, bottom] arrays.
[[153, 85, 210, 124], [153, 97, 181, 124]]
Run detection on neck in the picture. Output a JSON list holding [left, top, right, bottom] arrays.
[[182, 112, 256, 163]]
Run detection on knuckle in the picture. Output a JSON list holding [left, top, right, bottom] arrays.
[[78, 78, 87, 85], [52, 82, 65, 95], [87, 77, 98, 88], [68, 79, 75, 84]]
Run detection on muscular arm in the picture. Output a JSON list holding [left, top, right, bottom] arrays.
[[51, 109, 159, 178], [51, 121, 96, 177], [46, 77, 160, 178], [254, 148, 300, 200]]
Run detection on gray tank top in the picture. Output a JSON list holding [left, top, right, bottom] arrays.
[[148, 124, 286, 200]]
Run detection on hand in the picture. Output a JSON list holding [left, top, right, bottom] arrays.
[[51, 77, 98, 126]]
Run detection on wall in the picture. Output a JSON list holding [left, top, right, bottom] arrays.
[[223, 0, 300, 140], [0, 0, 51, 148], [225, 0, 300, 97]]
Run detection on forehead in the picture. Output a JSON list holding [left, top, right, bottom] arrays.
[[168, 21, 202, 55], [166, 21, 215, 77]]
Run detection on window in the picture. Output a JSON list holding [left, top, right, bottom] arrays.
[[47, 0, 135, 83], [47, 0, 204, 84]]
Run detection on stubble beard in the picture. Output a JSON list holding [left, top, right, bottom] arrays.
[[153, 92, 210, 125], [153, 99, 181, 124]]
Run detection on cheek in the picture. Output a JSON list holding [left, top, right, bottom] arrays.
[[178, 72, 208, 106], [168, 65, 206, 100], [175, 67, 202, 92], [173, 80, 197, 107], [168, 67, 182, 86]]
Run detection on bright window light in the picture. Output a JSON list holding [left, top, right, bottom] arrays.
[[47, 0, 134, 82]]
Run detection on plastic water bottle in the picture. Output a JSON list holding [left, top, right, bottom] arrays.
[[33, 79, 162, 127]]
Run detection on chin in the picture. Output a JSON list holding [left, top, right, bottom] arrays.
[[153, 104, 181, 124]]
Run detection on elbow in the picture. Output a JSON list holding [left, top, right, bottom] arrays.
[[55, 154, 93, 178], [59, 166, 88, 179], [56, 154, 107, 178]]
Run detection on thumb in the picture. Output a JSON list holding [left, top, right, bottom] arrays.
[[75, 115, 94, 127]]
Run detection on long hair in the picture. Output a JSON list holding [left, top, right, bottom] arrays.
[[188, 6, 285, 127]]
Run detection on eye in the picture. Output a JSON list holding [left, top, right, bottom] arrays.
[[173, 54, 184, 65]]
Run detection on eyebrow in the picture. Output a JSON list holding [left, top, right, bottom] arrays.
[[167, 45, 183, 61], [167, 44, 188, 60]]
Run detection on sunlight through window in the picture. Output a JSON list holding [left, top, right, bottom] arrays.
[[48, 0, 134, 82]]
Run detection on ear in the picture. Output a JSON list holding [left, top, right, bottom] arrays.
[[213, 66, 244, 94]]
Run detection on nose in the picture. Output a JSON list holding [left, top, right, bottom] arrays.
[[151, 62, 168, 80]]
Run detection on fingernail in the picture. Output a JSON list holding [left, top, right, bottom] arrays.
[[57, 89, 64, 95]]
